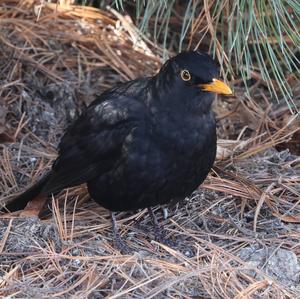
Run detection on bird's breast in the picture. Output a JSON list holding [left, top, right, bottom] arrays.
[[154, 111, 216, 156], [123, 112, 216, 181], [90, 112, 216, 211]]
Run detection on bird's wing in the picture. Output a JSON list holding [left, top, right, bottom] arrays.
[[43, 95, 147, 194]]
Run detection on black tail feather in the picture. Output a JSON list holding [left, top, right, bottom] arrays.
[[3, 172, 52, 212]]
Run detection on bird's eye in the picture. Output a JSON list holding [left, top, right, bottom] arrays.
[[180, 69, 191, 81]]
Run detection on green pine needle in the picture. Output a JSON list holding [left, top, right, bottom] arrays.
[[76, 0, 300, 113]]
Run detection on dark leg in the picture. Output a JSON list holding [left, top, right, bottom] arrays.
[[110, 211, 130, 253], [147, 207, 165, 242]]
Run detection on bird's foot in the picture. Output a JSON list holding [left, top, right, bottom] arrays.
[[110, 211, 132, 254], [113, 235, 132, 254], [148, 207, 176, 247], [153, 230, 176, 247]]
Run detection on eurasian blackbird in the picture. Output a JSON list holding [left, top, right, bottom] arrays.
[[3, 51, 232, 247]]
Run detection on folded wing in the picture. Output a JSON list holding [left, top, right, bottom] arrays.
[[42, 95, 146, 194]]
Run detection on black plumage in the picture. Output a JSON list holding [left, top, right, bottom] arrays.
[[4, 51, 232, 245]]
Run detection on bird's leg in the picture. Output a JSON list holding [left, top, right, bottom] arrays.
[[110, 211, 121, 244], [147, 207, 165, 242], [110, 211, 128, 252]]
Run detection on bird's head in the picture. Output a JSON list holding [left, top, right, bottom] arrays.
[[155, 51, 233, 113]]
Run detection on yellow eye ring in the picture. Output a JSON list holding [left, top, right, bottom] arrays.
[[180, 69, 191, 81]]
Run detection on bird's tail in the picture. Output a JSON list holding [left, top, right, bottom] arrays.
[[3, 172, 52, 212]]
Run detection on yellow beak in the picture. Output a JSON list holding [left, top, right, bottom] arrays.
[[199, 78, 233, 95]]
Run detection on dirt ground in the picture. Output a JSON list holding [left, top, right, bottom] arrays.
[[0, 1, 300, 298]]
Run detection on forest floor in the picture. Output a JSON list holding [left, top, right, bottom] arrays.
[[0, 1, 300, 298]]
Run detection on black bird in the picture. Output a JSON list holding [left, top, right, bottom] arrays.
[[3, 51, 232, 247]]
